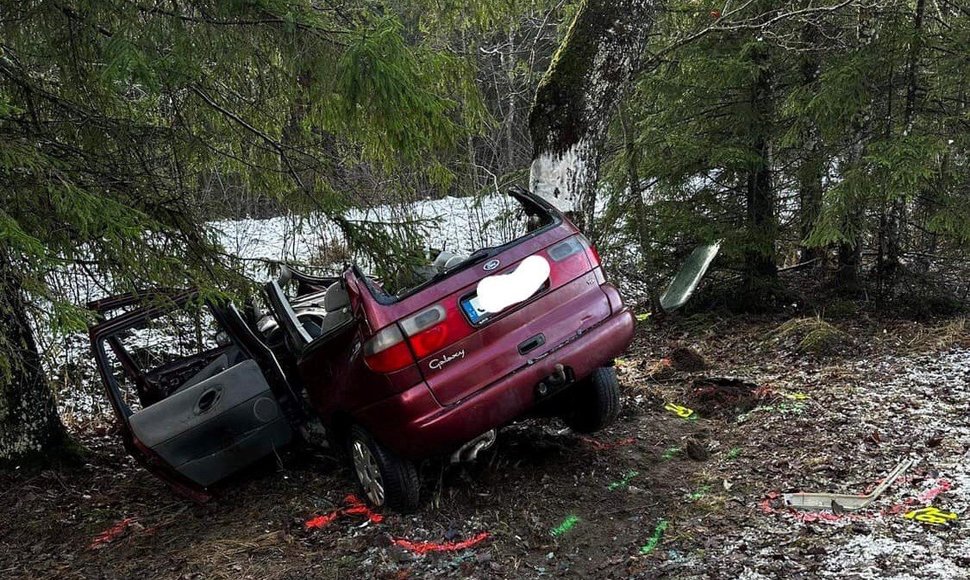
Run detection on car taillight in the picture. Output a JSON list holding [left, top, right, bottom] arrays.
[[363, 324, 414, 373], [402, 303, 474, 359], [549, 234, 600, 267], [399, 304, 446, 358]]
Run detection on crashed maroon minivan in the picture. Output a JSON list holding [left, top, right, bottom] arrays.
[[89, 188, 635, 511]]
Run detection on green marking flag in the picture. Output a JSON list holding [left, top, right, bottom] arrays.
[[607, 470, 640, 491], [551, 515, 580, 537], [661, 447, 681, 460], [639, 519, 669, 555]]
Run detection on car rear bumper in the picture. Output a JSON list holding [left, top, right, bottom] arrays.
[[354, 305, 636, 459]]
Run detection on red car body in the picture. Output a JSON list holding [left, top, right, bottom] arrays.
[[88, 188, 635, 506]]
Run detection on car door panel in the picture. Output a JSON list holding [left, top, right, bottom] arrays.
[[88, 292, 294, 493], [128, 359, 291, 487]]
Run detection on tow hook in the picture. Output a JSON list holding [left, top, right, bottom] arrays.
[[536, 364, 569, 397]]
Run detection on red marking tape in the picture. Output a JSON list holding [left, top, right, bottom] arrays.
[[89, 517, 136, 550], [393, 531, 490, 555], [305, 494, 384, 530], [918, 480, 952, 503], [305, 512, 341, 529]]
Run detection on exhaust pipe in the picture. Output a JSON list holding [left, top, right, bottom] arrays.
[[450, 429, 497, 463]]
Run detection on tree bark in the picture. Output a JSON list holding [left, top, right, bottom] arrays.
[[836, 5, 875, 292], [881, 0, 926, 285], [0, 249, 69, 463], [743, 43, 778, 287], [797, 25, 824, 264], [528, 0, 657, 231]]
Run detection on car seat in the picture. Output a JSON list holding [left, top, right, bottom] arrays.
[[319, 282, 352, 334]]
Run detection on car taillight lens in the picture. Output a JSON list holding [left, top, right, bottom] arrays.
[[363, 324, 414, 373], [549, 234, 600, 268], [405, 303, 472, 360], [364, 303, 473, 374], [399, 304, 444, 358]]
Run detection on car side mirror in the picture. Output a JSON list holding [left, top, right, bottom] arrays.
[[659, 242, 721, 312]]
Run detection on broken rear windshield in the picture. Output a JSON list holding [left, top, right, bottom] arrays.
[[363, 189, 558, 302]]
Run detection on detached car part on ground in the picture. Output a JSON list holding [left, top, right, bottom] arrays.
[[88, 188, 715, 512]]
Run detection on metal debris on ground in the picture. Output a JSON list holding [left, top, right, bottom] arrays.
[[551, 515, 580, 537], [639, 519, 669, 555], [392, 531, 490, 554], [783, 458, 914, 512], [762, 476, 956, 525], [903, 507, 958, 526], [607, 470, 640, 491]]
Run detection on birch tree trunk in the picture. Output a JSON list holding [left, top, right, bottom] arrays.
[[528, 0, 657, 231]]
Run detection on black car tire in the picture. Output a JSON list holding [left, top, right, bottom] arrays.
[[347, 425, 420, 512], [562, 366, 621, 433]]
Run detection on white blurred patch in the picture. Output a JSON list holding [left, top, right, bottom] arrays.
[[476, 255, 550, 314]]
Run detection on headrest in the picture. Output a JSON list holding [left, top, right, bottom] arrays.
[[323, 282, 350, 311]]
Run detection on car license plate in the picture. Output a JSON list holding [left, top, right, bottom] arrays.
[[460, 294, 489, 324]]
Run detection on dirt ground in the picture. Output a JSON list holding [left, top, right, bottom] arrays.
[[1, 313, 968, 579]]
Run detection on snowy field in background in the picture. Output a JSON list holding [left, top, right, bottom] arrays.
[[213, 194, 525, 279]]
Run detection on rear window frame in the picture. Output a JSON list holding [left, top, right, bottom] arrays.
[[357, 189, 563, 305]]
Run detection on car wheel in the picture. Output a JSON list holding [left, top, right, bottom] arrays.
[[562, 366, 621, 433], [348, 425, 420, 512]]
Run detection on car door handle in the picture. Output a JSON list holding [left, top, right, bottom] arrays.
[[518, 333, 545, 355]]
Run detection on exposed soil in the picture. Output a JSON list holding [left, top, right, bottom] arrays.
[[1, 314, 968, 579]]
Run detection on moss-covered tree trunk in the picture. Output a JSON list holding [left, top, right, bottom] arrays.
[[528, 0, 657, 231], [0, 250, 68, 463]]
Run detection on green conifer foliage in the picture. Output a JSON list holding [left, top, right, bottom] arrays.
[[0, 0, 480, 460]]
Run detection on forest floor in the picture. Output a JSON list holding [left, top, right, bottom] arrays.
[[1, 312, 968, 579]]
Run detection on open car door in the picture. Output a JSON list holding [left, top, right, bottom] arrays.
[[87, 291, 297, 498]]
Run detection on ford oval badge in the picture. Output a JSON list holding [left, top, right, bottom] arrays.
[[483, 259, 500, 272]]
